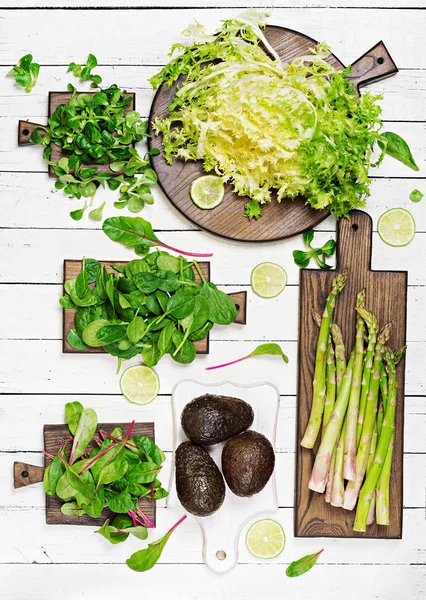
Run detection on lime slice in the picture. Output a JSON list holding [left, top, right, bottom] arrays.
[[246, 519, 286, 559], [120, 365, 160, 405], [190, 175, 225, 210], [251, 262, 287, 298], [377, 208, 416, 247]]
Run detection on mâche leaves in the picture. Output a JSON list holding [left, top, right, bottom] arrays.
[[293, 230, 336, 270], [206, 342, 289, 370], [286, 549, 324, 577], [378, 132, 419, 171], [7, 54, 40, 92]]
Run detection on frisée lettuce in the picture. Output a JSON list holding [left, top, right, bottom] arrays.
[[151, 10, 385, 219]]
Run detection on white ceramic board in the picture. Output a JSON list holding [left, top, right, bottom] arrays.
[[168, 379, 280, 573]]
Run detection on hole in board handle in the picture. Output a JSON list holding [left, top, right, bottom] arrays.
[[21, 470, 29, 478], [352, 224, 359, 232], [377, 57, 384, 65], [22, 128, 30, 136], [216, 550, 226, 561]]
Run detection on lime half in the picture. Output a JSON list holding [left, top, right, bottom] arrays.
[[120, 365, 160, 405], [251, 262, 287, 298], [377, 208, 416, 247], [246, 519, 286, 559], [190, 175, 225, 210]]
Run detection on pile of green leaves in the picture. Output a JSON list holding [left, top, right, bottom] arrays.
[[29, 54, 157, 219], [61, 249, 236, 370], [293, 229, 336, 270], [7, 54, 40, 92], [43, 401, 168, 524]]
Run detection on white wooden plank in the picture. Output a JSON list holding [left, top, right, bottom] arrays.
[[1, 282, 424, 345], [1, 563, 425, 600], [2, 1, 424, 8], [1, 227, 425, 285], [0, 9, 425, 69], [0, 338, 422, 395], [0, 504, 425, 566], [1, 65, 425, 122], [1, 173, 425, 233]]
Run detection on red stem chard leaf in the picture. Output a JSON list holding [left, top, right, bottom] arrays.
[[286, 549, 324, 578], [206, 343, 289, 371], [65, 401, 84, 436], [69, 408, 98, 464]]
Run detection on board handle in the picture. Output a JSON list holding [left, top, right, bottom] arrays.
[[18, 120, 45, 146], [14, 462, 45, 488], [229, 291, 247, 325], [335, 210, 372, 272], [347, 41, 398, 92]]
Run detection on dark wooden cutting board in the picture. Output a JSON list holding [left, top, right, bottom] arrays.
[[62, 259, 247, 354], [295, 210, 407, 538], [14, 421, 157, 526], [148, 27, 398, 242]]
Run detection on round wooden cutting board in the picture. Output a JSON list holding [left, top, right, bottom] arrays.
[[148, 26, 398, 242]]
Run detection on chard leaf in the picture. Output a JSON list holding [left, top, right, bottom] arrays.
[[69, 408, 98, 464], [249, 343, 289, 362], [286, 549, 324, 578], [65, 401, 84, 436], [60, 501, 85, 517]]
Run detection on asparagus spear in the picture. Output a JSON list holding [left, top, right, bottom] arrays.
[[356, 312, 378, 448], [308, 352, 354, 493], [330, 417, 347, 507], [311, 310, 337, 434], [325, 448, 336, 503], [367, 496, 376, 526], [377, 402, 384, 438], [379, 365, 389, 414], [342, 321, 391, 511], [302, 270, 347, 449], [376, 433, 394, 526], [331, 323, 346, 395], [367, 424, 378, 472], [353, 348, 397, 532], [343, 290, 366, 481]]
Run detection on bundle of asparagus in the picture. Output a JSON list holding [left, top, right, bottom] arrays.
[[301, 270, 406, 531]]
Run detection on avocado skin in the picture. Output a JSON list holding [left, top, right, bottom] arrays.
[[221, 430, 275, 497], [175, 441, 226, 517], [181, 394, 254, 445]]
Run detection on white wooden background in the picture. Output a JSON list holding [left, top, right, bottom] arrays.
[[0, 1, 425, 598]]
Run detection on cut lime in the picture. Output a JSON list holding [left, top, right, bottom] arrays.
[[120, 365, 160, 405], [377, 208, 416, 247], [190, 175, 225, 210], [246, 519, 286, 559], [251, 262, 287, 298]]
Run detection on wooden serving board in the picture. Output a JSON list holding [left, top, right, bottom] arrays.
[[63, 259, 247, 354], [168, 380, 280, 573], [295, 210, 407, 538], [148, 27, 398, 242], [14, 421, 157, 526], [18, 91, 135, 177]]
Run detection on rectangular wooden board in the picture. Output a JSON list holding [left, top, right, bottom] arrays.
[[295, 211, 407, 538], [47, 91, 135, 177], [44, 421, 156, 526], [63, 259, 211, 354]]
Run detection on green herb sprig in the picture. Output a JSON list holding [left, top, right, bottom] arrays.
[[61, 249, 236, 371], [29, 54, 159, 219], [293, 230, 336, 270], [378, 131, 419, 172], [7, 54, 40, 93]]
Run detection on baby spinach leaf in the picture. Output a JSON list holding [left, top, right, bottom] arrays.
[[166, 291, 195, 319], [157, 254, 180, 273], [126, 516, 186, 572], [69, 408, 98, 464], [286, 549, 324, 578], [171, 331, 196, 364], [158, 321, 176, 355], [127, 314, 146, 343], [134, 272, 159, 294], [67, 329, 88, 351], [82, 319, 110, 347], [200, 282, 237, 325], [189, 320, 213, 341], [125, 259, 150, 278], [141, 342, 160, 367], [410, 189, 423, 203], [65, 401, 84, 436], [378, 132, 419, 171], [60, 501, 85, 517], [156, 270, 181, 292], [59, 295, 76, 309], [96, 324, 127, 345]]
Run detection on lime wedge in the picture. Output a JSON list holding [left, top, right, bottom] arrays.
[[246, 519, 286, 559], [377, 208, 416, 247], [120, 365, 160, 405], [251, 262, 287, 298], [190, 175, 225, 210]]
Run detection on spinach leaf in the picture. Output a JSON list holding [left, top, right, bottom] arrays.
[[200, 282, 237, 325], [59, 295, 76, 309], [65, 401, 84, 435], [157, 254, 180, 273], [171, 331, 196, 364], [127, 314, 146, 343], [69, 408, 98, 464], [141, 342, 160, 367], [96, 324, 127, 345], [134, 272, 159, 294], [166, 291, 195, 319], [67, 329, 88, 351], [158, 321, 176, 355], [82, 319, 110, 347], [156, 270, 181, 292], [378, 132, 419, 171], [286, 549, 324, 578]]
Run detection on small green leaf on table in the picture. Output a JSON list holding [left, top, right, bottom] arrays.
[[410, 189, 423, 203], [286, 549, 324, 578]]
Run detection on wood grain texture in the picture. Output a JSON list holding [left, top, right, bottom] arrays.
[[295, 210, 407, 538], [62, 259, 246, 354], [18, 91, 135, 176], [43, 421, 156, 526], [148, 26, 398, 242], [13, 462, 44, 488]]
